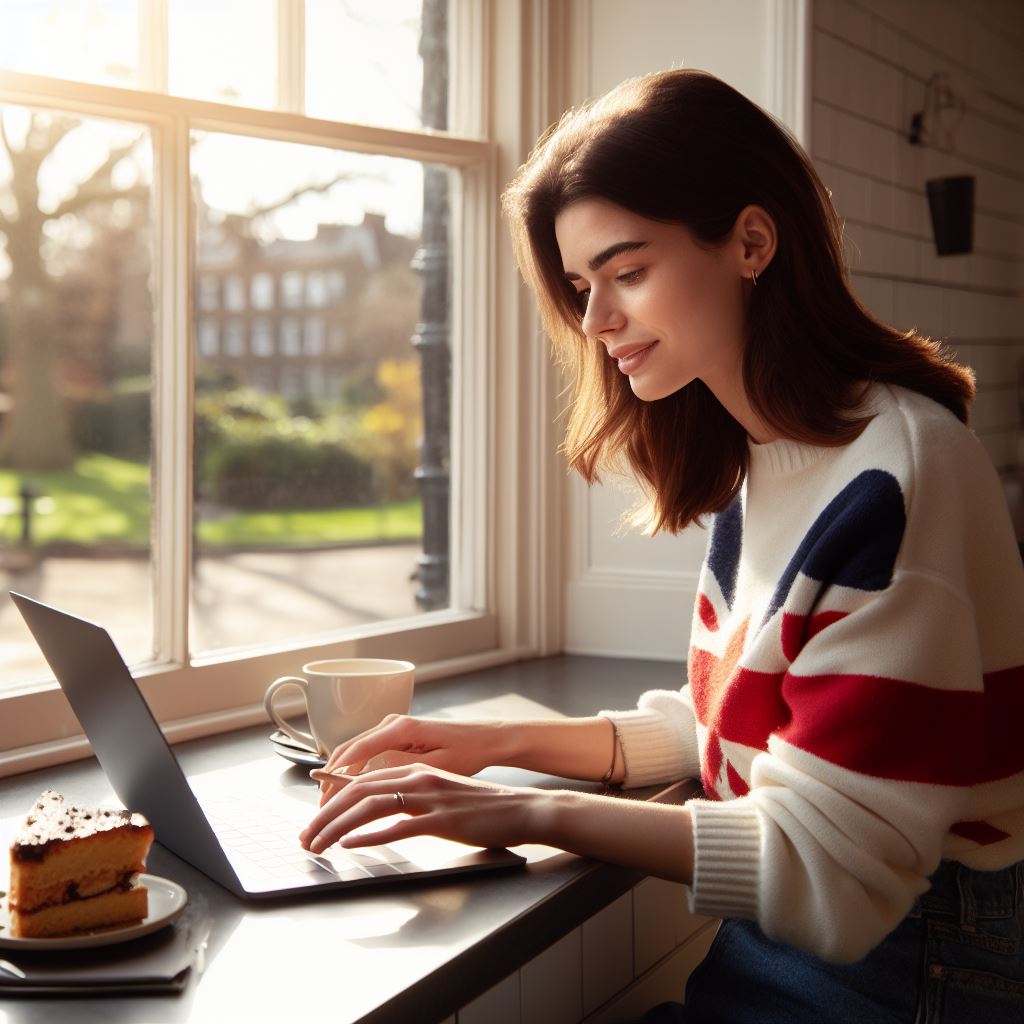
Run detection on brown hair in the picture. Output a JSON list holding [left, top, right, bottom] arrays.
[[501, 69, 974, 533]]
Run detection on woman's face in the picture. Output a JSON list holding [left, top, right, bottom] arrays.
[[554, 198, 748, 403]]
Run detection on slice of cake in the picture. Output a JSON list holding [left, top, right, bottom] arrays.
[[8, 790, 154, 938]]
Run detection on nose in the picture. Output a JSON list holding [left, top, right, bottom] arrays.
[[581, 286, 624, 339]]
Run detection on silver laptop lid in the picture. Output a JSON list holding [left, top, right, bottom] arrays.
[[10, 592, 241, 893]]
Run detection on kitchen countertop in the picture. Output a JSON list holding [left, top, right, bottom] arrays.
[[0, 653, 694, 1023]]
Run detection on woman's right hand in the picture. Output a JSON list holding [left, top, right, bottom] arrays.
[[314, 716, 509, 805]]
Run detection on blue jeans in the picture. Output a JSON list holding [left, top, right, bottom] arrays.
[[638, 860, 1024, 1023]]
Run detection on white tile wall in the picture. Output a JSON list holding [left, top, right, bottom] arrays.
[[521, 929, 584, 1024], [581, 892, 634, 1016], [458, 972, 521, 1024], [455, 881, 717, 1024], [813, 0, 1024, 476]]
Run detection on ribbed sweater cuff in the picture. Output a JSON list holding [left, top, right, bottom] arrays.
[[598, 708, 698, 788], [688, 799, 762, 921]]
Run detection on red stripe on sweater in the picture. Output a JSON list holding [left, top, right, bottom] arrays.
[[692, 643, 1024, 785], [780, 611, 848, 661], [949, 820, 1011, 846], [982, 664, 1024, 780], [779, 668, 1024, 785]]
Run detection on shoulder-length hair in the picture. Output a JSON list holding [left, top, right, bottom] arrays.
[[501, 69, 974, 533]]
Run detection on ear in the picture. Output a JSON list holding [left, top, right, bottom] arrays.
[[731, 205, 777, 280]]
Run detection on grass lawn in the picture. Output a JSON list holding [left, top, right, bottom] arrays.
[[197, 502, 422, 546], [0, 454, 422, 548]]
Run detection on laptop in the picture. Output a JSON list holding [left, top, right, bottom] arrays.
[[10, 592, 526, 899]]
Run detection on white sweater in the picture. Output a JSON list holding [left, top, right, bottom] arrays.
[[601, 384, 1024, 963]]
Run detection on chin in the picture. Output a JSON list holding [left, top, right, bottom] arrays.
[[628, 374, 691, 403]]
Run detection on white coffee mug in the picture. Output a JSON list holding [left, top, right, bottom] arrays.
[[264, 658, 415, 757]]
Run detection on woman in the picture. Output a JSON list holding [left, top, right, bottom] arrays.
[[301, 70, 1024, 1021]]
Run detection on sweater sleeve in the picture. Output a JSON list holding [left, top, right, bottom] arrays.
[[598, 686, 701, 788], [687, 561, 1024, 963]]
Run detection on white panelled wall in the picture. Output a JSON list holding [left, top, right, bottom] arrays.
[[564, 0, 785, 661]]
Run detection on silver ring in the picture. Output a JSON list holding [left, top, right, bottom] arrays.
[[394, 791, 406, 811]]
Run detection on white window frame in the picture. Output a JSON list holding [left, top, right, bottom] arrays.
[[0, 0, 571, 776]]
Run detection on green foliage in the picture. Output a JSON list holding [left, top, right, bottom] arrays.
[[195, 388, 377, 509], [203, 426, 375, 510], [195, 383, 421, 510], [70, 378, 152, 460]]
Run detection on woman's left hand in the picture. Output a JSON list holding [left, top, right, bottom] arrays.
[[298, 764, 546, 854]]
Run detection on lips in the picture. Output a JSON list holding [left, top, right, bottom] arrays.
[[609, 341, 658, 375]]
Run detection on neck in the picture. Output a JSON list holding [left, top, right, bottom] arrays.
[[699, 370, 778, 444]]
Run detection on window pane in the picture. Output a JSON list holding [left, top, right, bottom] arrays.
[[168, 0, 275, 108], [0, 1, 139, 88], [0, 105, 154, 685], [191, 132, 453, 656], [305, 0, 447, 131]]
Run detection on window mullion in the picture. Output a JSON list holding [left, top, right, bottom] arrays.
[[151, 110, 193, 667], [139, 0, 169, 93], [276, 0, 306, 114]]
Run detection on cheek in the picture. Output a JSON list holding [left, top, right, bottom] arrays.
[[683, 268, 742, 334]]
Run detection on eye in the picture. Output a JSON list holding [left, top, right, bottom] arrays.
[[572, 288, 590, 315], [616, 269, 643, 285]]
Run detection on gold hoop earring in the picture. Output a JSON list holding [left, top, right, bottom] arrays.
[[751, 268, 758, 287]]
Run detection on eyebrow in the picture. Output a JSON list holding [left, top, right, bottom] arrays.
[[564, 240, 648, 280]]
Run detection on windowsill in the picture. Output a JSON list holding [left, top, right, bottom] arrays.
[[0, 653, 693, 1023], [0, 609, 505, 773]]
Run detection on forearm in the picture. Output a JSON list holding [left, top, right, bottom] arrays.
[[530, 789, 694, 884], [498, 717, 623, 784]]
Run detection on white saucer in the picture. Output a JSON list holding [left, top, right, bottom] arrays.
[[0, 874, 188, 951]]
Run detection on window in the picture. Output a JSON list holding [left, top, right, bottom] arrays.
[[223, 274, 246, 312], [169, 0, 276, 109], [326, 270, 345, 302], [0, 103, 156, 679], [306, 271, 327, 308], [281, 271, 304, 309], [224, 319, 246, 357], [198, 319, 219, 356], [252, 318, 274, 358], [0, 0, 561, 764], [251, 272, 274, 310]]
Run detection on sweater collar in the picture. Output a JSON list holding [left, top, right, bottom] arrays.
[[747, 435, 830, 476], [746, 383, 884, 477]]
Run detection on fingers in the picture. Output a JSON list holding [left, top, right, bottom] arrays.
[[336, 814, 434, 850], [322, 714, 419, 775], [301, 783, 420, 854]]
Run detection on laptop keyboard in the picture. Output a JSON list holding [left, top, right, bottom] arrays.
[[203, 796, 413, 886]]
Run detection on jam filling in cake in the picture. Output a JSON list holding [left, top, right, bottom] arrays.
[[8, 790, 154, 938]]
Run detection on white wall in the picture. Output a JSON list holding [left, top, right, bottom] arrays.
[[564, 0, 775, 659]]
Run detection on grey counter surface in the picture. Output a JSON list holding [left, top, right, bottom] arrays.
[[0, 654, 694, 1023]]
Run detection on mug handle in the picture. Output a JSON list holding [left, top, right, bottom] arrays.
[[263, 676, 317, 751]]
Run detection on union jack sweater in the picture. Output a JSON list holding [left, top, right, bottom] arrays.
[[601, 384, 1024, 963]]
